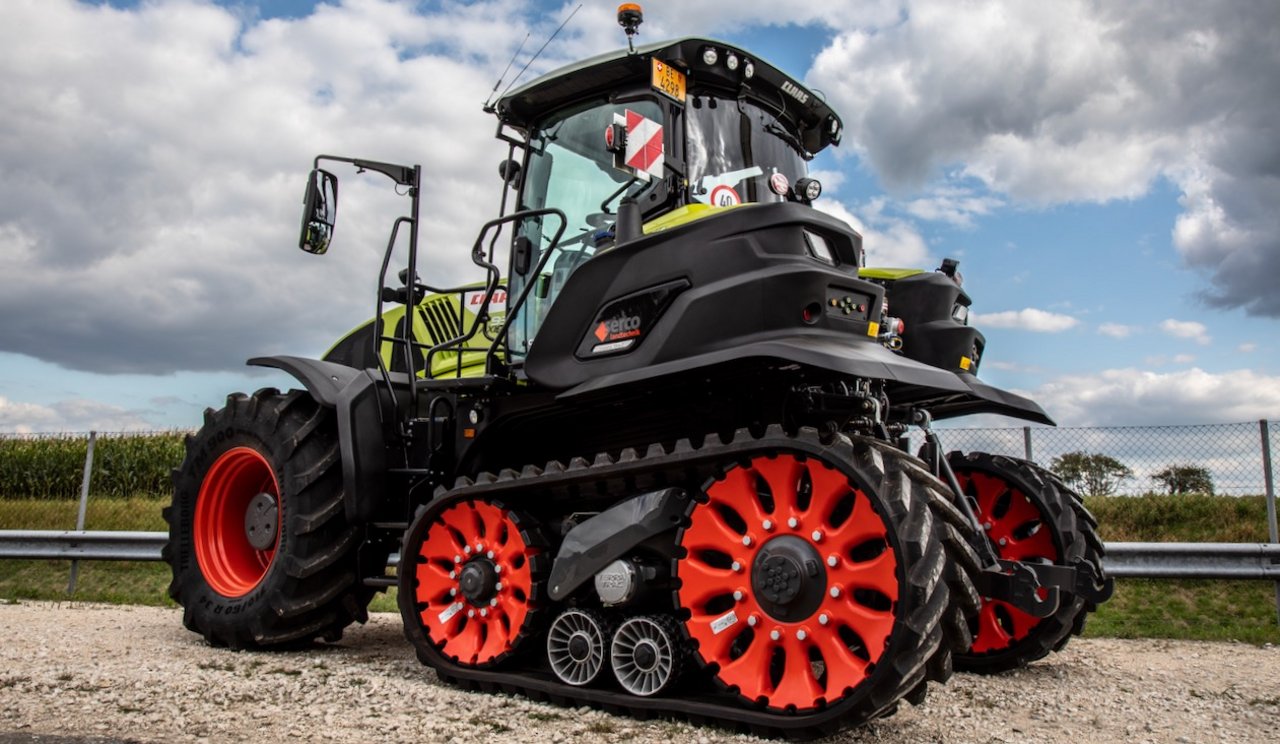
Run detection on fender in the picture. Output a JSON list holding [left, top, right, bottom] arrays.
[[249, 355, 409, 522]]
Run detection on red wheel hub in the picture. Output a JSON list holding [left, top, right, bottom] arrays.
[[677, 454, 899, 711], [194, 446, 279, 598], [957, 470, 1060, 653], [410, 500, 537, 667]]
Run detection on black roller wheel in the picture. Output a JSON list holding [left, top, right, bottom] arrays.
[[674, 435, 975, 720], [948, 450, 1105, 673], [163, 389, 377, 649]]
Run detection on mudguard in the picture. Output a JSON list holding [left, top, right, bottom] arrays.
[[249, 355, 409, 522]]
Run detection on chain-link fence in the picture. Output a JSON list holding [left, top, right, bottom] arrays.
[[0, 422, 1275, 532], [0, 430, 188, 532], [915, 420, 1275, 497]]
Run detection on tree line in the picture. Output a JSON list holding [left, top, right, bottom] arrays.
[[1048, 451, 1214, 496]]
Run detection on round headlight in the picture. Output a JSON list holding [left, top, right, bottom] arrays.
[[725, 53, 739, 71], [701, 47, 718, 66], [743, 61, 755, 79], [796, 177, 822, 202]]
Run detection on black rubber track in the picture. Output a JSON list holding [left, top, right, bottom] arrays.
[[396, 426, 978, 740], [163, 388, 378, 649], [948, 450, 1106, 674]]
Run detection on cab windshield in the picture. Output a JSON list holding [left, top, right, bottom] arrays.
[[507, 98, 664, 359], [686, 95, 808, 207]]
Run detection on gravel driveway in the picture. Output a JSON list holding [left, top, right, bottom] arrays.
[[0, 601, 1276, 743]]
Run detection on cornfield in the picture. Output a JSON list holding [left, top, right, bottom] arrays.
[[0, 432, 188, 500]]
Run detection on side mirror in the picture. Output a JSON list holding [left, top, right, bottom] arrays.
[[498, 159, 522, 189], [299, 168, 338, 254]]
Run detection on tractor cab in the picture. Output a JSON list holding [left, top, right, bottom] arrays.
[[491, 37, 845, 359]]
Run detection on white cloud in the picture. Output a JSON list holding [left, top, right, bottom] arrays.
[[807, 1, 1280, 317], [1033, 367, 1280, 426], [973, 308, 1078, 333], [1098, 322, 1137, 339], [900, 185, 1004, 228], [814, 198, 931, 268], [0, 396, 154, 434], [1172, 354, 1196, 364], [1238, 342, 1257, 353], [1160, 318, 1211, 345]]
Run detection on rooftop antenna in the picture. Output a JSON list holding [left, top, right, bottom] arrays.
[[494, 4, 583, 104], [617, 3, 643, 54], [483, 32, 531, 112]]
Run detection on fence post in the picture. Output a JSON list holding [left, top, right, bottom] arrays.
[[66, 430, 96, 596], [1023, 426, 1033, 462], [1261, 420, 1278, 625]]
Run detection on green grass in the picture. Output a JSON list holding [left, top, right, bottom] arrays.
[[1, 491, 1277, 643]]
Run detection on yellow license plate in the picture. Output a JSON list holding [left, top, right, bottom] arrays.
[[651, 58, 686, 102]]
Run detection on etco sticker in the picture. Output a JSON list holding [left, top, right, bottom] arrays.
[[709, 185, 741, 206]]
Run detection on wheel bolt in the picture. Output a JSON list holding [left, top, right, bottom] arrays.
[[811, 530, 823, 542], [495, 582, 503, 591], [494, 565, 502, 574], [762, 519, 774, 531], [733, 590, 744, 601], [480, 608, 488, 617], [818, 613, 829, 626], [998, 538, 1008, 546], [448, 570, 457, 579], [827, 555, 838, 567], [731, 561, 742, 572], [467, 609, 475, 618], [747, 615, 758, 627], [983, 522, 992, 530], [770, 629, 782, 641], [830, 587, 842, 598], [454, 555, 462, 563], [787, 517, 799, 529], [475, 543, 483, 552], [489, 598, 498, 607], [486, 550, 495, 559], [797, 630, 807, 641], [449, 588, 457, 597], [742, 535, 752, 547], [464, 546, 472, 555]]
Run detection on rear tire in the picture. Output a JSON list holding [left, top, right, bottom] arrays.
[[948, 451, 1104, 673], [163, 388, 374, 649]]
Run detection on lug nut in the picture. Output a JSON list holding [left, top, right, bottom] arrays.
[[762, 519, 774, 531], [787, 517, 799, 529], [998, 537, 1008, 546], [747, 615, 758, 627], [827, 555, 838, 567], [818, 613, 829, 626], [770, 629, 782, 641], [742, 535, 752, 547], [489, 598, 498, 607], [475, 543, 483, 552], [448, 570, 457, 579], [494, 565, 502, 574], [454, 555, 462, 564], [486, 550, 495, 559], [731, 561, 742, 572], [464, 546, 472, 555], [811, 530, 823, 542], [797, 630, 807, 641], [983, 522, 992, 531], [830, 587, 842, 598], [467, 609, 475, 618], [480, 608, 488, 617], [494, 582, 503, 591], [733, 590, 744, 601], [449, 588, 457, 597]]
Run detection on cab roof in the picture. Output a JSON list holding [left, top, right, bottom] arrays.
[[494, 37, 844, 156]]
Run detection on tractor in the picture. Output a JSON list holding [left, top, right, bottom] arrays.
[[164, 7, 1111, 738]]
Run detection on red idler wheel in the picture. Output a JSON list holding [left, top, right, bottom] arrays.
[[956, 469, 1060, 654], [676, 453, 900, 711], [406, 499, 543, 667], [193, 446, 279, 598]]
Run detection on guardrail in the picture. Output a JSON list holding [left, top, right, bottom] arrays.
[[2, 530, 1277, 580]]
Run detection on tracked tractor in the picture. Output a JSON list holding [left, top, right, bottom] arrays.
[[164, 7, 1111, 737]]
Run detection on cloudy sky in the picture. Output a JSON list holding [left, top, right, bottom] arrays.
[[1, 0, 1278, 432]]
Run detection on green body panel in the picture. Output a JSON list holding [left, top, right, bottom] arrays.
[[322, 283, 503, 379], [859, 267, 925, 281]]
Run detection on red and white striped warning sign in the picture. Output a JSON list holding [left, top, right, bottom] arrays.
[[623, 109, 663, 180]]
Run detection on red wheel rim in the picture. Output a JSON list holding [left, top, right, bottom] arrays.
[[957, 470, 1060, 653], [194, 446, 279, 598], [411, 500, 537, 666], [677, 453, 900, 711]]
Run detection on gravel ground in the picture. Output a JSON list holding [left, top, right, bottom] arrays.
[[0, 602, 1277, 744]]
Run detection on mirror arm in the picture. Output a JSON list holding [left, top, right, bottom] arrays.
[[314, 154, 415, 187]]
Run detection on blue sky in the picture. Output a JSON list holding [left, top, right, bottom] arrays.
[[1, 0, 1278, 432]]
